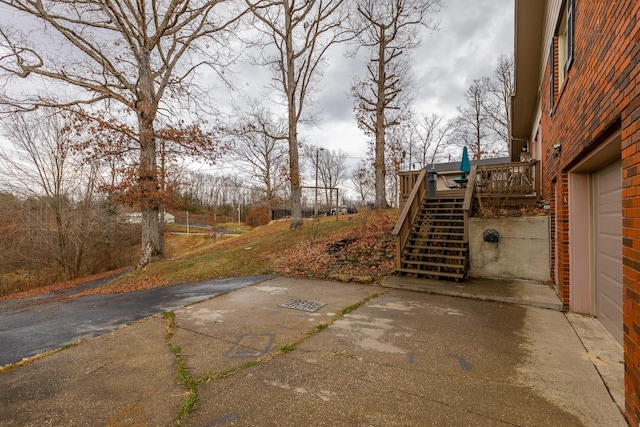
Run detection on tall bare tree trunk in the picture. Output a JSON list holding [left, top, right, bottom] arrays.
[[374, 30, 388, 209], [285, 5, 303, 229], [137, 50, 162, 266]]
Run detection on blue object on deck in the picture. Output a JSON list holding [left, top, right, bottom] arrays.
[[460, 146, 471, 174]]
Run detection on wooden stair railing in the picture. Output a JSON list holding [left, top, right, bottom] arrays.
[[392, 168, 428, 271], [462, 165, 478, 245]]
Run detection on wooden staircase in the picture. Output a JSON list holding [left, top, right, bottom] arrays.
[[396, 196, 468, 281]]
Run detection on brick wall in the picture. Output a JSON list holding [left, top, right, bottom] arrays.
[[555, 175, 570, 306], [623, 55, 640, 423], [535, 1, 640, 423]]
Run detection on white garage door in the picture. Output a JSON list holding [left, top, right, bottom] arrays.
[[593, 159, 623, 344]]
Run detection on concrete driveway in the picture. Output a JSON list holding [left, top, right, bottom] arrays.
[[0, 276, 626, 426]]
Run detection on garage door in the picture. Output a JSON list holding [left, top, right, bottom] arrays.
[[593, 159, 623, 344]]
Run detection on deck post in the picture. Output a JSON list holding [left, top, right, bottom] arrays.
[[427, 168, 437, 198]]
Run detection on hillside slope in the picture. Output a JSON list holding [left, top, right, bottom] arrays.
[[3, 210, 398, 299]]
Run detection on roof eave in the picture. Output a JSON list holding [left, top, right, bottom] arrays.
[[510, 0, 546, 160]]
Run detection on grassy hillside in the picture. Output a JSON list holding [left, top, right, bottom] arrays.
[[53, 209, 398, 296], [0, 209, 398, 299]]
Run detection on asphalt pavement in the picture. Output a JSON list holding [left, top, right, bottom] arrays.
[[0, 276, 627, 426], [0, 275, 274, 366]]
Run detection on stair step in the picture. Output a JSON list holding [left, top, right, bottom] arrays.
[[421, 208, 462, 213], [395, 268, 465, 280], [401, 261, 465, 274], [418, 211, 464, 215], [416, 216, 464, 222], [424, 199, 464, 204], [406, 239, 466, 245], [402, 254, 467, 262], [414, 221, 464, 228], [413, 226, 464, 232], [405, 245, 467, 252], [408, 240, 464, 246], [412, 228, 465, 233], [411, 229, 465, 234], [415, 218, 464, 223], [408, 235, 464, 241], [424, 202, 462, 205]]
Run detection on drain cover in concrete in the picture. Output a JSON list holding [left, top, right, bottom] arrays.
[[279, 299, 326, 312]]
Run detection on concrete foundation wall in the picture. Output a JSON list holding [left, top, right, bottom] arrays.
[[469, 217, 550, 282]]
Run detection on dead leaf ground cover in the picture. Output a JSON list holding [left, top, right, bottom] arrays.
[[269, 210, 397, 281]]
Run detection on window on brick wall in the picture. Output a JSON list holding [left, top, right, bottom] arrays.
[[550, 0, 575, 114]]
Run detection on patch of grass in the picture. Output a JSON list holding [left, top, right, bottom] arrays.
[[170, 345, 196, 391], [177, 391, 197, 424], [163, 311, 176, 341], [335, 292, 383, 319], [201, 360, 261, 383], [305, 322, 329, 339], [162, 312, 199, 425], [278, 343, 295, 353]]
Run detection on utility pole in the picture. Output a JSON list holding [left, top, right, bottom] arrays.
[[314, 147, 324, 218]]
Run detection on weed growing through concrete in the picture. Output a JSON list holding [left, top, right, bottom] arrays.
[[0, 340, 85, 374], [279, 343, 295, 353], [162, 311, 176, 340], [162, 311, 198, 425], [162, 312, 269, 425], [336, 292, 382, 319], [305, 322, 328, 339]]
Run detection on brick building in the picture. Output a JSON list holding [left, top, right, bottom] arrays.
[[510, 0, 640, 423]]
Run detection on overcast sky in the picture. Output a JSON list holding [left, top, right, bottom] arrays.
[[285, 0, 515, 171]]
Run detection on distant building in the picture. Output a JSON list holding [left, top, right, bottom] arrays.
[[120, 212, 175, 224]]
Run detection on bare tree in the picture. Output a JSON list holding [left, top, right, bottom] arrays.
[[409, 112, 453, 169], [485, 54, 514, 146], [318, 148, 347, 205], [244, 0, 349, 229], [0, 0, 242, 266], [384, 124, 408, 207], [451, 78, 493, 160], [232, 105, 289, 214], [177, 171, 250, 224], [0, 109, 102, 280], [452, 56, 512, 161], [350, 159, 374, 205], [305, 146, 347, 205], [350, 0, 441, 209]]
